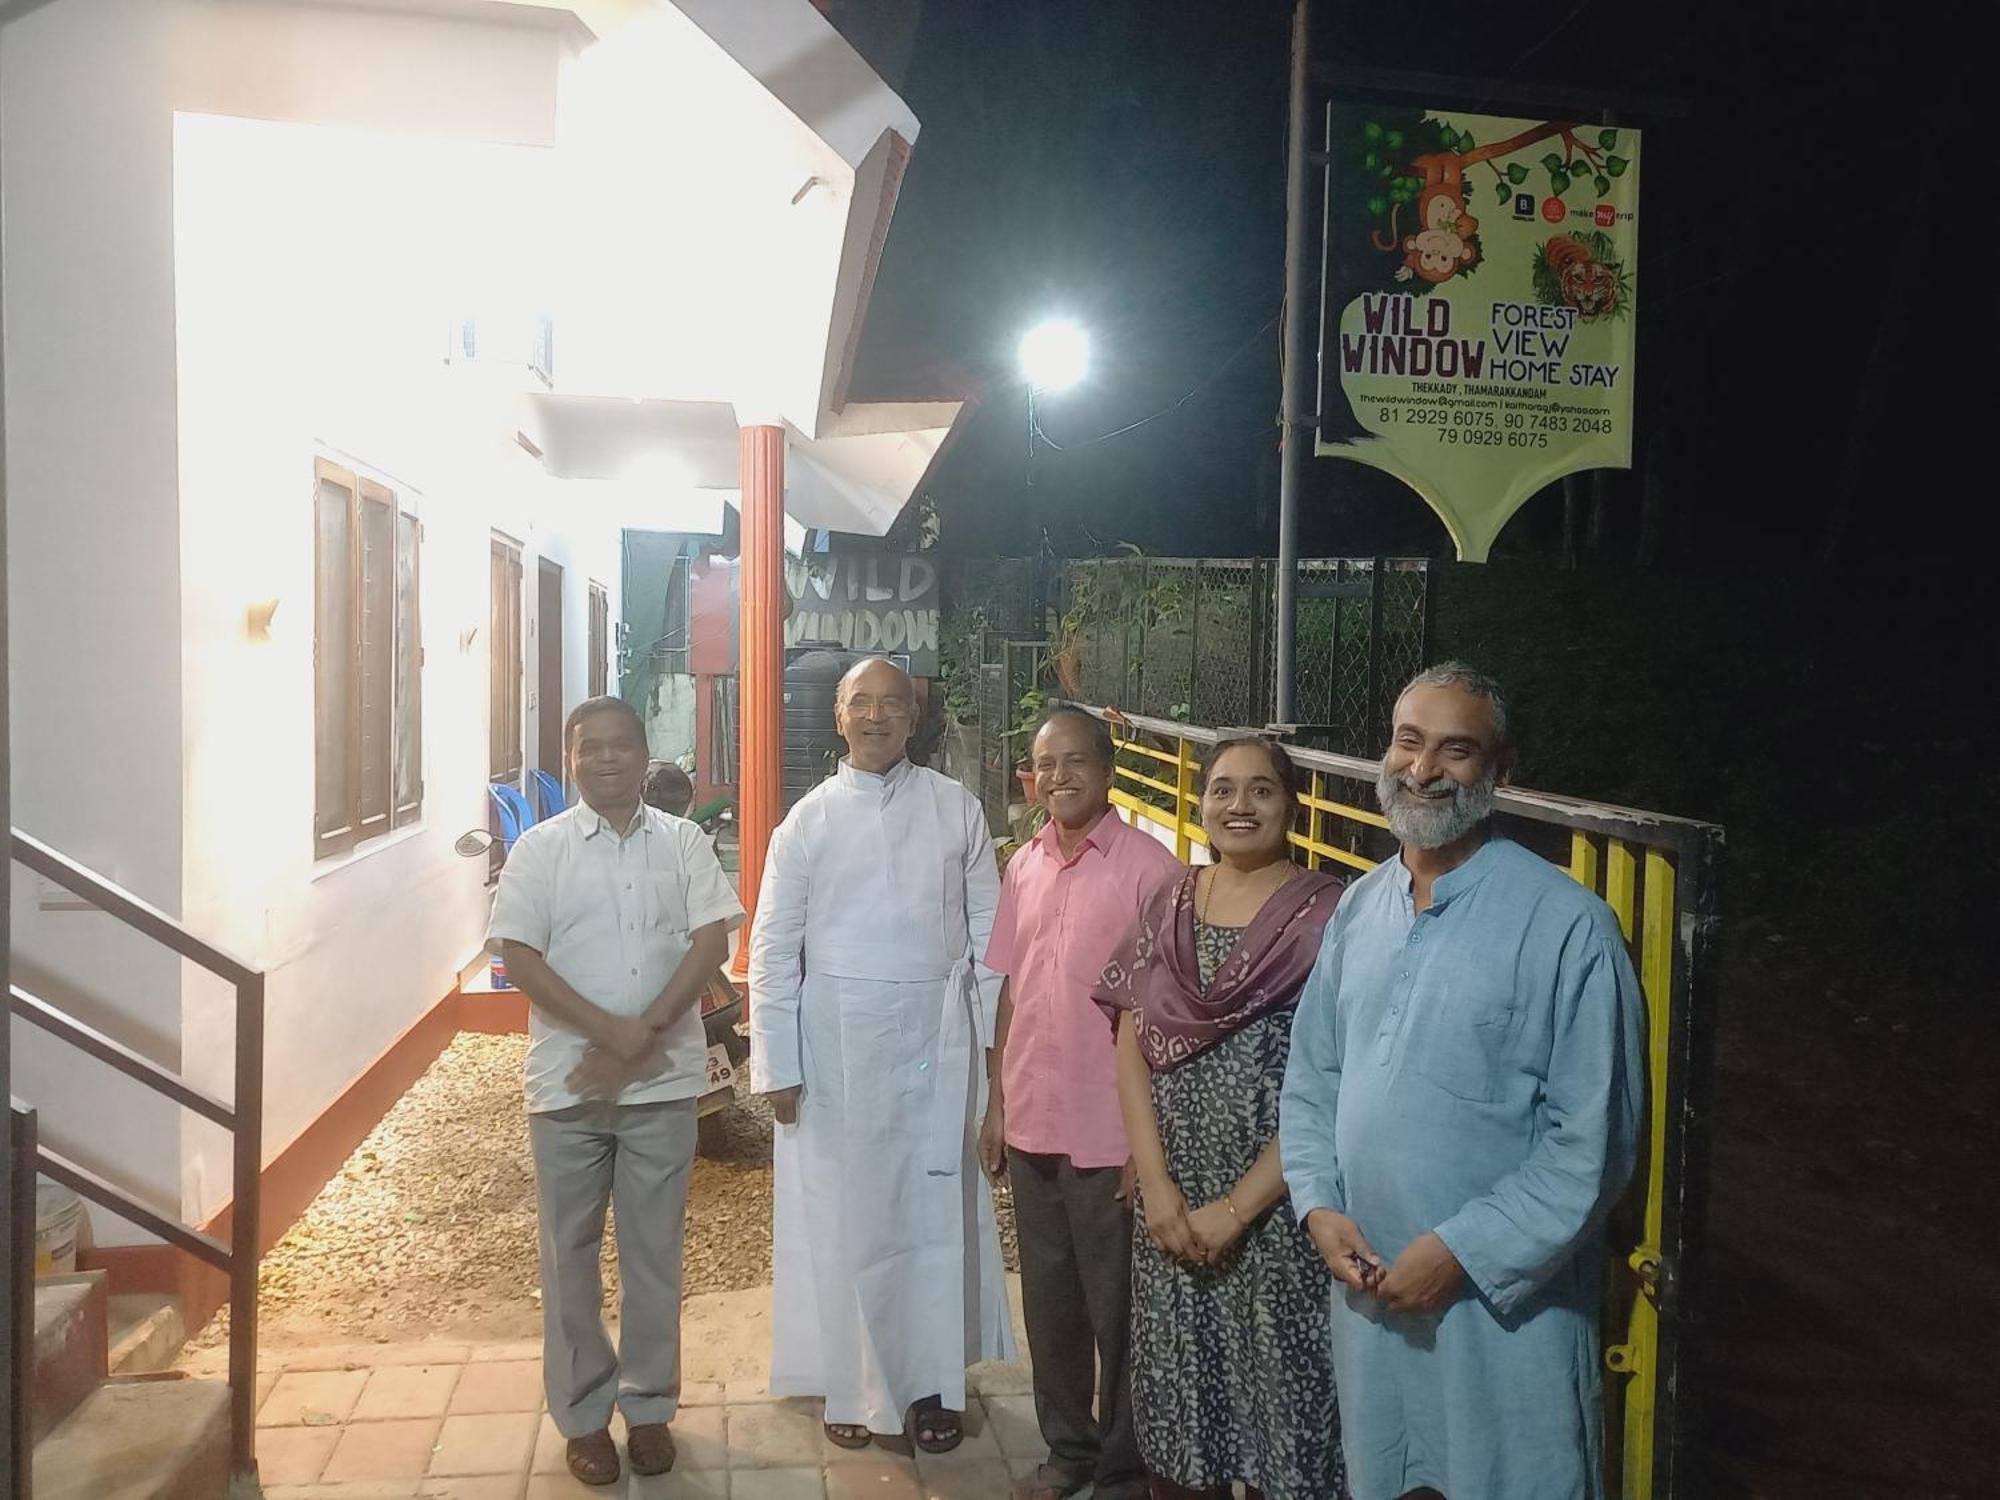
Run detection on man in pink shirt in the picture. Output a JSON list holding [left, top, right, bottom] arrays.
[[981, 707, 1184, 1500]]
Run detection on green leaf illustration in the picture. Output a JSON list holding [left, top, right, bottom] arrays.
[[1368, 194, 1387, 217], [1384, 129, 1404, 150], [1495, 180, 1511, 204], [1541, 152, 1564, 170], [1550, 168, 1572, 196], [1458, 130, 1477, 150], [1364, 151, 1379, 171], [1594, 174, 1612, 197], [1508, 162, 1529, 183], [1364, 121, 1383, 143], [1606, 155, 1629, 177], [1599, 128, 1619, 149]]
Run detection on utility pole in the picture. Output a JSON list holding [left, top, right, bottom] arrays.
[[1, 15, 19, 1495], [1274, 0, 1311, 723]]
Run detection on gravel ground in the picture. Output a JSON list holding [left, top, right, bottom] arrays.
[[195, 1030, 1017, 1347]]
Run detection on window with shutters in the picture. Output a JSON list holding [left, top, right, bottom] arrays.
[[588, 580, 610, 697], [314, 457, 423, 859]]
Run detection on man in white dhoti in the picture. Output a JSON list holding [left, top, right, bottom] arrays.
[[749, 656, 1014, 1454]]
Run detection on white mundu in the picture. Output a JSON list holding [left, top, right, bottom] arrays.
[[749, 756, 1015, 1432]]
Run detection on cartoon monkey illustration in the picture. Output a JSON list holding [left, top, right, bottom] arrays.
[[1373, 153, 1481, 284], [1367, 121, 1609, 288]]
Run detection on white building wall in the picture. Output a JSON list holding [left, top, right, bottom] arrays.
[[171, 113, 621, 1223], [3, 0, 189, 1244], [4, 0, 586, 1239]]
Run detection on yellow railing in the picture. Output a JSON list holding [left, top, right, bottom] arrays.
[[1084, 706, 1722, 1500]]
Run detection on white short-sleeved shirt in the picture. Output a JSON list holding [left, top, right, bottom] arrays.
[[486, 802, 744, 1114]]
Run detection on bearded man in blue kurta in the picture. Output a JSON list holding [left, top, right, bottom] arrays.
[[1280, 664, 1644, 1500]]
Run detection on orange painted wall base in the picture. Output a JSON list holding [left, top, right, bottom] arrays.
[[79, 982, 531, 1331]]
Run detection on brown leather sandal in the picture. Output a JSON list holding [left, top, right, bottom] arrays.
[[906, 1394, 963, 1454], [565, 1429, 620, 1487], [626, 1421, 677, 1476]]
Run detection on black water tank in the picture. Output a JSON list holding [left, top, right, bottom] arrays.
[[781, 649, 858, 811]]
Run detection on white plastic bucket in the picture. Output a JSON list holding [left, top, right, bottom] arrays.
[[34, 1180, 82, 1276]]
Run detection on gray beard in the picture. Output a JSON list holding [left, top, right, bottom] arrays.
[[1376, 763, 1497, 850]]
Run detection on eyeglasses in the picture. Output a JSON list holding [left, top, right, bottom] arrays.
[[844, 697, 913, 718]]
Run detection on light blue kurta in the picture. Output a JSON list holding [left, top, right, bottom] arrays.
[[1279, 837, 1645, 1500]]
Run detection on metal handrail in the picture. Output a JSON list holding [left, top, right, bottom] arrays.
[[7, 829, 263, 1487], [29, 1144, 233, 1270], [10, 988, 234, 1128], [10, 830, 256, 985], [1091, 704, 1723, 850]]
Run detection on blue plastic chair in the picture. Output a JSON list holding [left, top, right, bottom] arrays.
[[486, 782, 537, 853], [529, 768, 568, 821]]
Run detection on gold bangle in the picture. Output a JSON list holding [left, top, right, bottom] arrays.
[[1224, 1193, 1242, 1222]]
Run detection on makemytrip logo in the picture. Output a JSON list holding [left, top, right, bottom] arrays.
[[1594, 203, 1616, 229]]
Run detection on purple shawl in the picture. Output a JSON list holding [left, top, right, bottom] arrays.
[[1094, 866, 1344, 1070]]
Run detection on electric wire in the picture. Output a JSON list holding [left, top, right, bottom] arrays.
[[1029, 309, 1281, 453]]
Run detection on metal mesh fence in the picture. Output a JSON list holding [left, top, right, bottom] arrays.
[[1189, 560, 1270, 727], [1288, 558, 1433, 756], [1050, 555, 1424, 743], [1291, 559, 1375, 746], [939, 556, 1036, 639], [1372, 560, 1432, 749], [937, 553, 1429, 833], [1137, 560, 1197, 720]]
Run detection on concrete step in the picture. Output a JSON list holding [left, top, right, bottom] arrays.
[[32, 1377, 230, 1500], [108, 1293, 186, 1375], [32, 1271, 109, 1442]]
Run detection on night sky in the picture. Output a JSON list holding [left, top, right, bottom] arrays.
[[844, 0, 1977, 566]]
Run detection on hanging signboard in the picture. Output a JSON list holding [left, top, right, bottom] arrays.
[[1316, 105, 1641, 560]]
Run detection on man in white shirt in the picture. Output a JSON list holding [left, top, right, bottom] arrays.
[[488, 696, 743, 1487], [749, 657, 1013, 1455]]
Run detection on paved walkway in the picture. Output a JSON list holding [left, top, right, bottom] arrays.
[[186, 1284, 1052, 1499]]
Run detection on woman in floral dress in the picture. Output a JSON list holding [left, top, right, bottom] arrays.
[[1097, 738, 1347, 1500]]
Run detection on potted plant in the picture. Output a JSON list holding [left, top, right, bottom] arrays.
[[1012, 686, 1047, 801]]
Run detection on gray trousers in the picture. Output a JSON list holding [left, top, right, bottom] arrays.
[[1009, 1147, 1146, 1500], [528, 1098, 695, 1437]]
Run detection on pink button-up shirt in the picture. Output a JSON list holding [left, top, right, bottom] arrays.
[[984, 811, 1184, 1167]]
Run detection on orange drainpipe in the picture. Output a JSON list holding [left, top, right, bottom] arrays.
[[730, 424, 784, 985]]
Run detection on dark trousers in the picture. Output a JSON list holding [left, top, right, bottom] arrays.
[[1009, 1147, 1145, 1499]]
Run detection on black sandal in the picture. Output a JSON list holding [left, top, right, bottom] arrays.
[[906, 1394, 963, 1454], [823, 1419, 872, 1449]]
